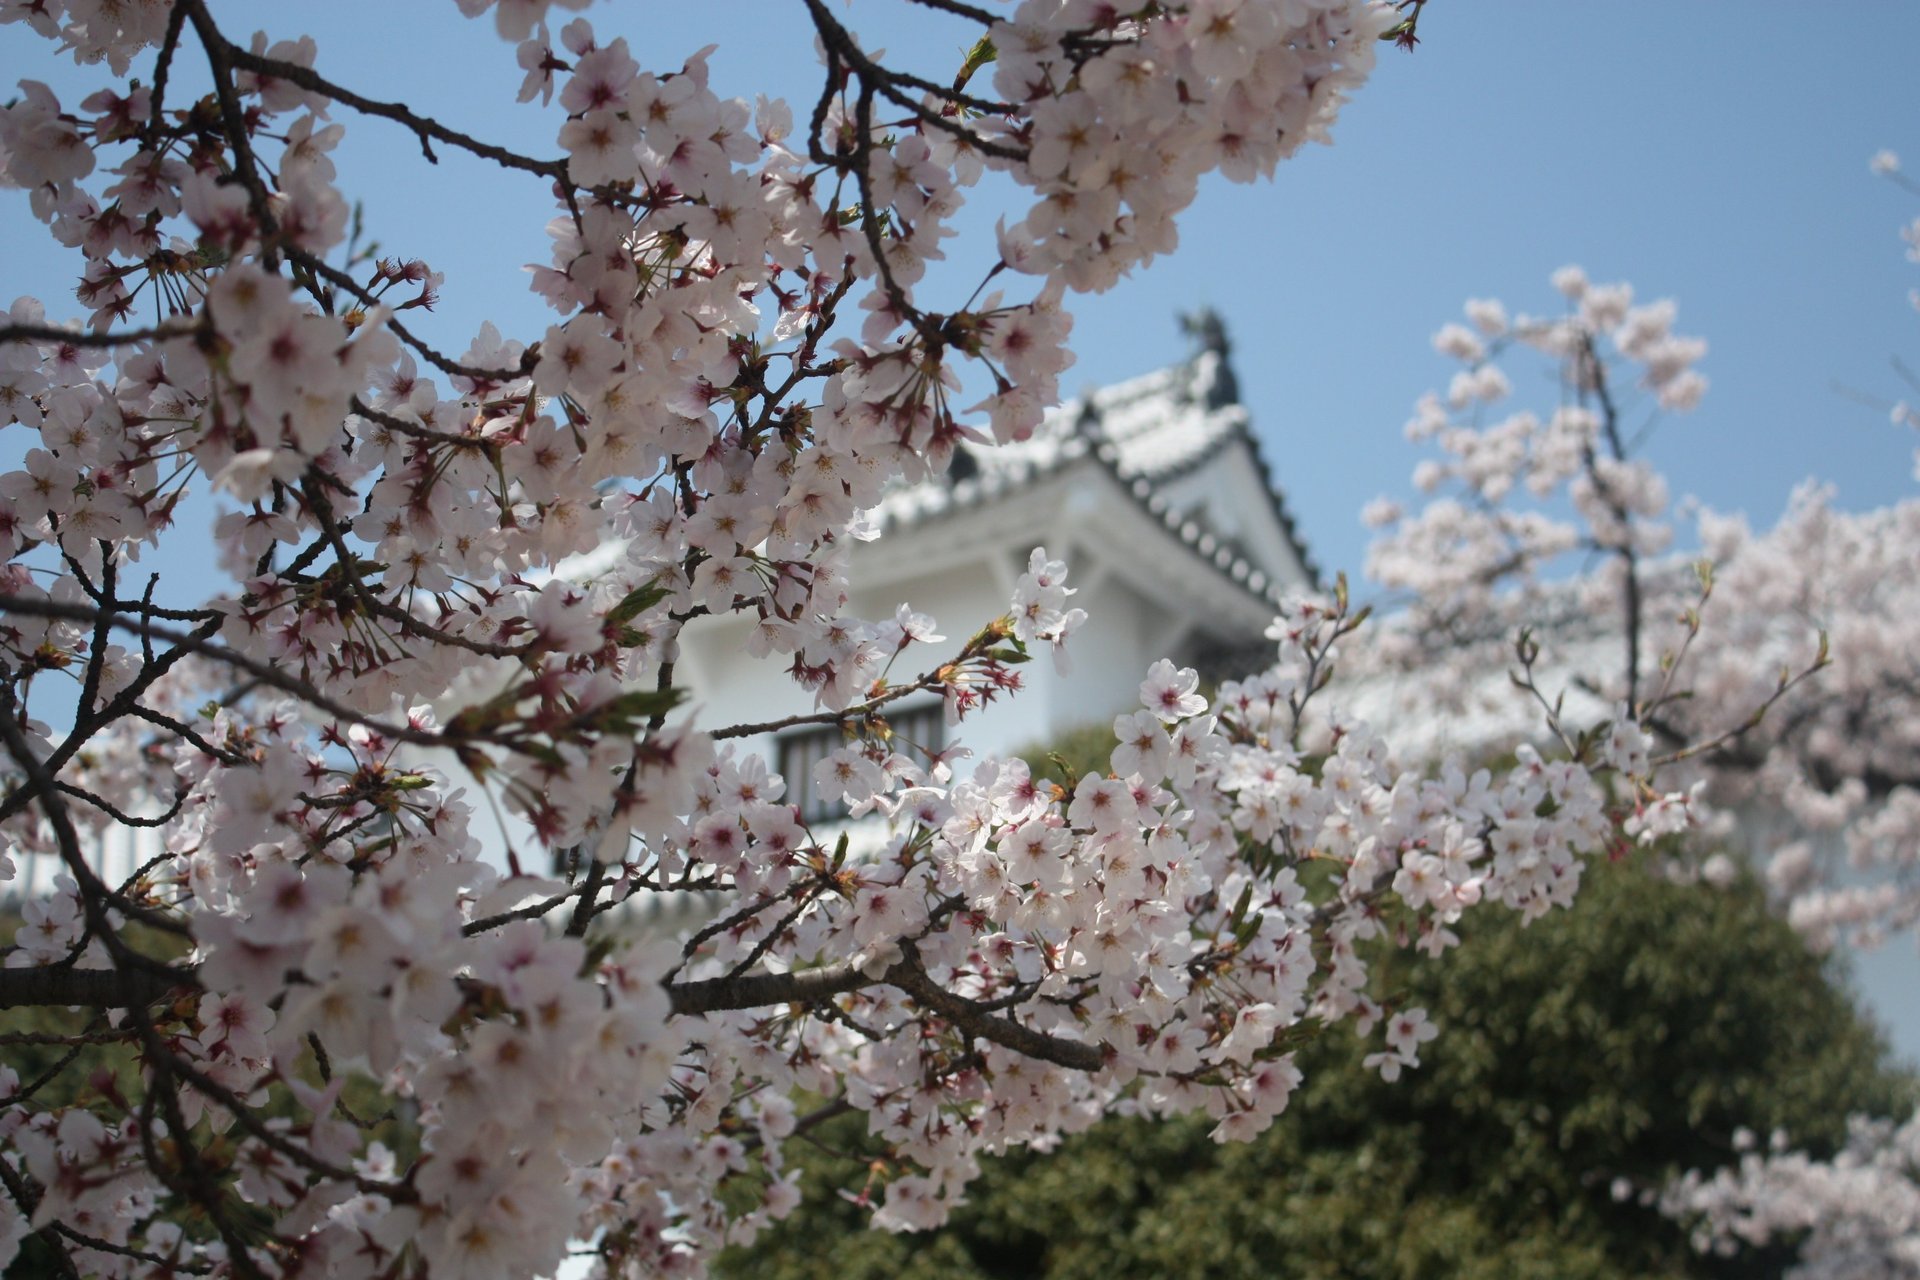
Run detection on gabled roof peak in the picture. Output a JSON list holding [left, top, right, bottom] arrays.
[[875, 313, 1317, 596], [1059, 344, 1245, 478]]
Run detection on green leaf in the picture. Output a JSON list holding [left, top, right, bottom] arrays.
[[1227, 881, 1255, 937], [597, 686, 687, 726], [1233, 910, 1263, 950], [607, 577, 671, 625], [955, 35, 997, 92]]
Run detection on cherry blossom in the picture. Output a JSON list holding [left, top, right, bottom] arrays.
[[0, 3, 1903, 1278], [1663, 1116, 1920, 1279], [1359, 265, 1917, 956]]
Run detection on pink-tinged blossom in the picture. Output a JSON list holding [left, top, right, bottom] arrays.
[[1141, 658, 1207, 723], [1664, 1113, 1920, 1278], [3, 3, 1910, 1271]]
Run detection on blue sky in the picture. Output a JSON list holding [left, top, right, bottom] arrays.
[[5, 2, 1917, 1053]]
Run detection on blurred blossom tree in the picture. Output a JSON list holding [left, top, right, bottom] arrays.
[[1652, 151, 1920, 1280], [0, 1, 1909, 1277]]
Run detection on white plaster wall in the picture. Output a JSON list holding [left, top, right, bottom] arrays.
[[1035, 571, 1157, 742], [675, 543, 1157, 775], [7, 820, 163, 903]]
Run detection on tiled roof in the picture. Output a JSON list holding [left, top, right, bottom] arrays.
[[876, 336, 1319, 599]]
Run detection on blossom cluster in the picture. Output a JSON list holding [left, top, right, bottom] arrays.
[[0, 2, 1556, 1274], [1662, 1117, 1920, 1279], [1358, 267, 1919, 956], [1367, 267, 1707, 627], [1641, 146, 1920, 1280], [0, 2, 1869, 1278]]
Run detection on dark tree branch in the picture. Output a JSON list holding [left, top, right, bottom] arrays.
[[0, 605, 221, 830], [0, 593, 486, 749], [351, 396, 493, 451], [0, 319, 202, 347], [285, 247, 535, 384], [463, 886, 584, 936], [180, 0, 280, 259], [0, 954, 193, 1013], [566, 855, 607, 937], [0, 1160, 83, 1280], [710, 670, 948, 740], [54, 778, 186, 830], [143, 0, 192, 149], [885, 942, 1105, 1071], [211, 28, 574, 184], [1576, 333, 1644, 711], [3, 945, 1108, 1071], [300, 475, 533, 661]]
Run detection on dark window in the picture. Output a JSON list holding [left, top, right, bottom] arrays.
[[777, 724, 843, 825], [886, 701, 946, 761], [775, 702, 945, 825]]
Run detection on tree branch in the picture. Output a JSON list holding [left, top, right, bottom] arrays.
[[0, 592, 480, 749], [3, 946, 1108, 1071], [0, 320, 202, 347], [0, 958, 194, 1012]]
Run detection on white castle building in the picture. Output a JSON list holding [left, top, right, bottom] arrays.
[[676, 312, 1318, 818]]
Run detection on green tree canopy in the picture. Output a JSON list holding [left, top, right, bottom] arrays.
[[719, 845, 1911, 1280]]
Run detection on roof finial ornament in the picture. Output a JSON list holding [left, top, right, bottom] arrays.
[[1072, 393, 1106, 444], [1180, 307, 1230, 358], [1178, 308, 1239, 409]]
